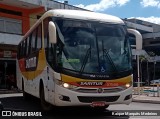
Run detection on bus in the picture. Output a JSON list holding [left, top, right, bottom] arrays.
[[17, 9, 142, 110]]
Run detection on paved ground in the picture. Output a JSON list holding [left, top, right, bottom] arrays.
[[0, 89, 160, 104], [0, 90, 160, 119]]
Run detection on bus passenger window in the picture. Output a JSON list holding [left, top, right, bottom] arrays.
[[31, 30, 36, 53], [37, 24, 42, 50], [19, 43, 23, 58], [22, 40, 26, 57], [26, 37, 31, 56]]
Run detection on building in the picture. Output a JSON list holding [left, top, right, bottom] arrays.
[[124, 18, 160, 86], [0, 0, 83, 89], [0, 0, 160, 89]]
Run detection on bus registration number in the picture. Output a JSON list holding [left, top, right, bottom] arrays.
[[91, 102, 106, 107]]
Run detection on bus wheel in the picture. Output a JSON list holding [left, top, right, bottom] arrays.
[[40, 85, 52, 111], [93, 105, 109, 111], [22, 80, 30, 100]]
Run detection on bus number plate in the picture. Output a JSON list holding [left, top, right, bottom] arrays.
[[91, 102, 106, 107]]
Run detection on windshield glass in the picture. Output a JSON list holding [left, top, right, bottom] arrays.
[[54, 18, 132, 75]]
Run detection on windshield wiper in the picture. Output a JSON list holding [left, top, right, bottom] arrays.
[[102, 40, 117, 72], [80, 47, 91, 74]]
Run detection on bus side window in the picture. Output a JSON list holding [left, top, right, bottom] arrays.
[[18, 43, 23, 59], [31, 29, 36, 53], [22, 40, 26, 57], [26, 36, 31, 56], [17, 45, 21, 59], [36, 24, 42, 51], [21, 42, 23, 58], [28, 35, 32, 55]]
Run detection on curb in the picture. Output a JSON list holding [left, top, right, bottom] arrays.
[[132, 99, 160, 104], [0, 90, 22, 94], [0, 93, 23, 98]]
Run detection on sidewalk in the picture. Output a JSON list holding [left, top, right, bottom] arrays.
[[0, 89, 160, 104], [0, 89, 22, 94], [132, 94, 160, 104]]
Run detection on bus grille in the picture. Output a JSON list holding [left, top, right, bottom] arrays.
[[74, 87, 124, 93], [77, 96, 120, 103]]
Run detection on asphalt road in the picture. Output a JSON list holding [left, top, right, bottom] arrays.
[[0, 93, 160, 119]]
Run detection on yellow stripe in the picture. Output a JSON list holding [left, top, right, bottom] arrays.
[[22, 49, 47, 80], [61, 74, 132, 83]]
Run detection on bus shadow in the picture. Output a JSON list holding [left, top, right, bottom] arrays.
[[0, 96, 129, 119], [0, 96, 41, 111]]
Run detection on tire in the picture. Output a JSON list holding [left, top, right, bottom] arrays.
[[22, 80, 30, 100], [93, 105, 109, 111], [40, 84, 52, 111]]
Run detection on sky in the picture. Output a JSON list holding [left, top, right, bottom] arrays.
[[57, 0, 160, 24]]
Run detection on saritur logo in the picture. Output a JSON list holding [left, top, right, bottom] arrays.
[[78, 82, 105, 86]]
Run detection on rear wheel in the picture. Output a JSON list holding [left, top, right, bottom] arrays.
[[22, 80, 30, 100], [40, 83, 52, 111]]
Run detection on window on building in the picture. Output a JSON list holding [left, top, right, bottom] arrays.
[[0, 19, 4, 32], [0, 17, 22, 34]]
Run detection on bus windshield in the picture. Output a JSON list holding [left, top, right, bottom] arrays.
[[54, 18, 132, 76]]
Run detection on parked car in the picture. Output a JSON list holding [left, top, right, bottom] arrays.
[[150, 79, 160, 84]]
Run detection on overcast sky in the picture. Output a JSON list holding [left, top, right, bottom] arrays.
[[57, 0, 160, 24]]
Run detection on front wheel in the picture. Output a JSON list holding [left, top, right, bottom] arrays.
[[93, 105, 109, 111], [40, 86, 52, 111]]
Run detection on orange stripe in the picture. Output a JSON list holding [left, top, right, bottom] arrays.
[[0, 4, 45, 35], [0, 3, 30, 35], [61, 74, 132, 83], [69, 82, 126, 88], [0, 12, 22, 20], [19, 49, 47, 80], [22, 12, 30, 34], [0, 3, 28, 12]]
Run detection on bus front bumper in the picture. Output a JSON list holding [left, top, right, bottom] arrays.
[[54, 85, 132, 106]]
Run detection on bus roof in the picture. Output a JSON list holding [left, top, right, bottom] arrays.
[[42, 9, 124, 24], [19, 9, 124, 44]]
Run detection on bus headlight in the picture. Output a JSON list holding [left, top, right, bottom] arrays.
[[125, 81, 132, 88], [125, 83, 130, 88], [63, 83, 70, 88], [55, 79, 77, 89], [62, 82, 78, 89]]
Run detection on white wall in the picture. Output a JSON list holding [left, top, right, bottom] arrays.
[[0, 33, 22, 45]]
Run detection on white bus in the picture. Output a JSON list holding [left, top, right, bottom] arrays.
[[17, 9, 142, 110]]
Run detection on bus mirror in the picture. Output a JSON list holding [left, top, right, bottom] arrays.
[[127, 29, 142, 50], [49, 21, 57, 44]]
